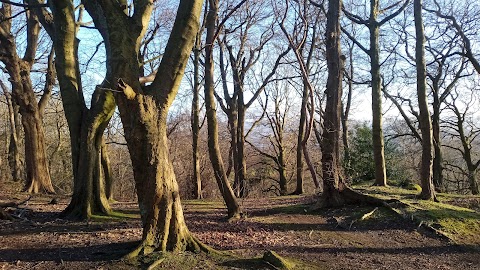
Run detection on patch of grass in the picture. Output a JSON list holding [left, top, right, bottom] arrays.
[[401, 199, 480, 245]]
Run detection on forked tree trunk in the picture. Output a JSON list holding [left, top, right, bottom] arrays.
[[49, 1, 113, 219], [124, 106, 205, 256], [84, 0, 209, 254]]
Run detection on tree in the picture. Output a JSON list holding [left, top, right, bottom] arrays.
[[0, 80, 23, 183], [31, 0, 115, 219], [216, 1, 289, 197], [247, 81, 294, 196], [0, 3, 55, 193], [317, 0, 349, 206], [444, 90, 480, 195], [66, 0, 211, 255], [191, 26, 204, 200], [280, 0, 323, 193], [414, 0, 436, 200], [342, 0, 410, 186], [204, 0, 242, 218]]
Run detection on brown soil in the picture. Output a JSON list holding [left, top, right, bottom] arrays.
[[0, 194, 479, 270]]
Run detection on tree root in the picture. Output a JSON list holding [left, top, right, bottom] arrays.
[[125, 233, 223, 260], [313, 185, 390, 209], [262, 250, 294, 270]]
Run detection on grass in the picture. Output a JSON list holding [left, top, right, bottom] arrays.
[[355, 184, 480, 245]]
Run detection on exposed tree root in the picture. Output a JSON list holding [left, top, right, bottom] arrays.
[[313, 184, 390, 209], [125, 233, 222, 260], [381, 200, 453, 242], [262, 250, 294, 270]]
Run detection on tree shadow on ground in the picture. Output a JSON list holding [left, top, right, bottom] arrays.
[[0, 241, 139, 262]]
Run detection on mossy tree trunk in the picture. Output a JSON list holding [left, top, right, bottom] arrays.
[[45, 0, 114, 219], [0, 4, 54, 194]]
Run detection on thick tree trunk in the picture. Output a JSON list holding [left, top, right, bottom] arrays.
[[414, 0, 436, 200], [124, 105, 204, 255], [61, 96, 114, 219], [21, 109, 54, 193]]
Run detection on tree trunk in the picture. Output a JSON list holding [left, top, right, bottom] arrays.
[[318, 0, 345, 207], [414, 0, 436, 200], [234, 105, 248, 197], [432, 100, 443, 191], [293, 84, 308, 195], [468, 170, 479, 195], [3, 90, 23, 182], [370, 16, 387, 186], [21, 109, 54, 193], [124, 105, 205, 256], [102, 141, 114, 201], [49, 0, 113, 219], [204, 0, 242, 218], [191, 35, 202, 200]]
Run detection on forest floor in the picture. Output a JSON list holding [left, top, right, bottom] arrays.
[[0, 186, 479, 270]]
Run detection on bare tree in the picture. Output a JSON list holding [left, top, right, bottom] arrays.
[[342, 0, 410, 186], [0, 3, 54, 193]]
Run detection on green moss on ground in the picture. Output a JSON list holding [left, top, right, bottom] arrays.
[[354, 185, 480, 246]]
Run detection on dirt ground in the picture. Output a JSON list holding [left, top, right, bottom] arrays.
[[0, 194, 479, 270]]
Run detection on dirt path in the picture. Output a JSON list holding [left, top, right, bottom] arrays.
[[0, 195, 478, 269]]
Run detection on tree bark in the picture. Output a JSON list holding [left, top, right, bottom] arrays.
[[414, 0, 436, 200]]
